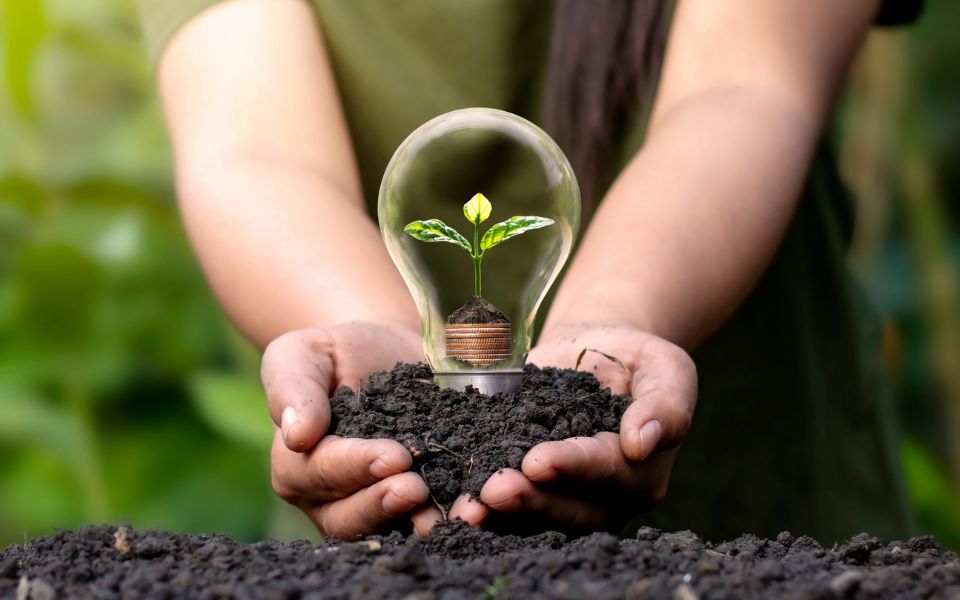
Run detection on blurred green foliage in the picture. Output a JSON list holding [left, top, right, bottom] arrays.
[[0, 0, 296, 544], [0, 0, 957, 548]]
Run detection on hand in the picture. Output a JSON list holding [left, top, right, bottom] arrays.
[[262, 321, 442, 539], [451, 323, 697, 532]]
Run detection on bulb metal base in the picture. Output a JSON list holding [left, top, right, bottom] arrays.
[[433, 370, 523, 395]]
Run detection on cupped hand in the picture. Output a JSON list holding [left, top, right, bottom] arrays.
[[450, 323, 697, 532], [262, 321, 445, 539]]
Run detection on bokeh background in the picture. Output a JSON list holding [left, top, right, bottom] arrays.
[[1, 1, 958, 548]]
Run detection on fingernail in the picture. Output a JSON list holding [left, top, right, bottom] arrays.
[[370, 456, 397, 478], [487, 493, 523, 512], [281, 407, 297, 445], [382, 490, 415, 515], [638, 419, 662, 460]]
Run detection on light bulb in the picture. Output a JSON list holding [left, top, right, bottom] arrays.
[[378, 108, 580, 394]]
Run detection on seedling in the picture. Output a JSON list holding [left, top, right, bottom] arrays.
[[403, 193, 554, 297]]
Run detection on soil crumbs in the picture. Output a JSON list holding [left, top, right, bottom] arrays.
[[3, 521, 958, 599], [329, 363, 629, 508], [446, 296, 510, 324], [7, 364, 956, 598]]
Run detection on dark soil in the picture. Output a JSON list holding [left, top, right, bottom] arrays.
[[3, 521, 958, 599], [330, 363, 628, 509], [446, 296, 510, 324]]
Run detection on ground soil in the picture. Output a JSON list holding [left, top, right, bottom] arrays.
[[3, 521, 958, 599], [446, 297, 510, 324], [5, 366, 958, 598], [329, 363, 629, 509]]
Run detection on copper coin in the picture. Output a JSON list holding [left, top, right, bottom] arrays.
[[446, 343, 513, 350], [444, 331, 510, 335], [445, 338, 512, 345], [445, 331, 511, 337]]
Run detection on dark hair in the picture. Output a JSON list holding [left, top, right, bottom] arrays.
[[543, 0, 668, 210]]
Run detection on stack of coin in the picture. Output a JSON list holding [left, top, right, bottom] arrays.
[[445, 323, 512, 366]]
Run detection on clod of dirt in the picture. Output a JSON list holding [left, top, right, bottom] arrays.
[[2, 522, 957, 599], [446, 296, 510, 324], [329, 363, 629, 510]]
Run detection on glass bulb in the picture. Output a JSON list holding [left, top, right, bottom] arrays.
[[378, 108, 580, 394]]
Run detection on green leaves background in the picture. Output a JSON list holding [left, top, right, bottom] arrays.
[[0, 0, 312, 545]]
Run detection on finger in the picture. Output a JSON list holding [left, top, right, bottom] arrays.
[[272, 433, 412, 503], [448, 494, 489, 527], [480, 469, 609, 532], [621, 338, 697, 461], [261, 329, 336, 451], [522, 432, 646, 488], [309, 472, 429, 540], [411, 506, 443, 537]]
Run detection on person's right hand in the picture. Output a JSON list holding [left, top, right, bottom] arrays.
[[261, 321, 438, 539]]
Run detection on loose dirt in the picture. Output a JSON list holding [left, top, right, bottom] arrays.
[[3, 521, 957, 599], [329, 363, 629, 510], [446, 296, 510, 324], [5, 365, 957, 598]]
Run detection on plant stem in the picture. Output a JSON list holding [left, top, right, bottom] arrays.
[[473, 218, 482, 296], [473, 256, 482, 297]]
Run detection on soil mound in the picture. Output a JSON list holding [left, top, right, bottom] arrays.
[[330, 363, 629, 508], [3, 522, 957, 599], [446, 296, 510, 324]]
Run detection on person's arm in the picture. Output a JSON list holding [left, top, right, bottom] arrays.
[[547, 0, 879, 351], [158, 0, 436, 539], [158, 0, 417, 350], [465, 0, 881, 532]]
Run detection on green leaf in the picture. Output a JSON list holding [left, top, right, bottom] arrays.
[[1, 0, 47, 118], [480, 215, 554, 252], [404, 219, 472, 253], [463, 193, 492, 224]]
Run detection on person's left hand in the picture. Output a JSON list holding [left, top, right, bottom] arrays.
[[449, 322, 698, 532]]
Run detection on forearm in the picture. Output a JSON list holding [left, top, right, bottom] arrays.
[[546, 88, 816, 350], [176, 155, 418, 349], [546, 0, 877, 351], [156, 0, 418, 349]]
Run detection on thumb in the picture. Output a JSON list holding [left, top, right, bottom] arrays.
[[620, 338, 697, 462], [261, 329, 335, 452]]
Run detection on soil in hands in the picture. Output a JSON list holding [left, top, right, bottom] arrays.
[[329, 363, 629, 511], [3, 522, 957, 599], [446, 296, 510, 324]]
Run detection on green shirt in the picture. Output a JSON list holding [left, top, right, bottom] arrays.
[[138, 0, 915, 544]]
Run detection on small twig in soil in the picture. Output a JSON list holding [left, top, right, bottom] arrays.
[[467, 455, 475, 476], [419, 466, 448, 520], [574, 347, 628, 372], [425, 441, 465, 461]]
